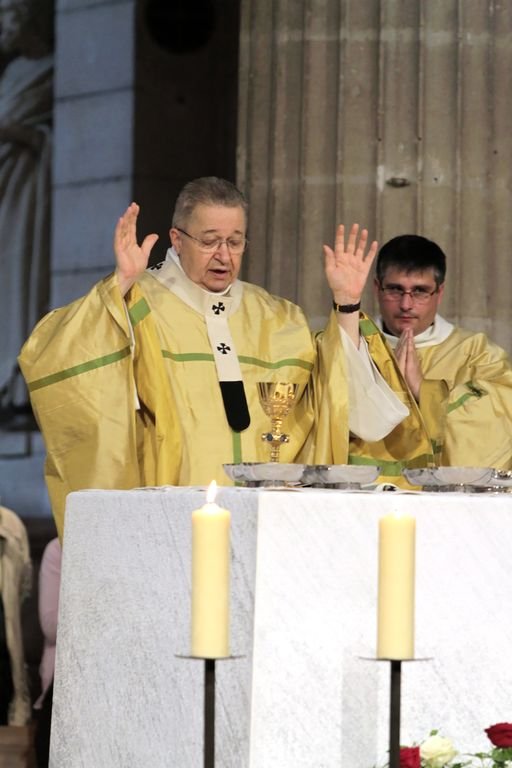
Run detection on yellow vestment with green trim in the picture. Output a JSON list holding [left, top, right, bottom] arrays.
[[19, 268, 355, 538], [351, 317, 512, 485]]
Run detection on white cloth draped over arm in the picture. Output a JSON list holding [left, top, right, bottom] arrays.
[[340, 328, 409, 441]]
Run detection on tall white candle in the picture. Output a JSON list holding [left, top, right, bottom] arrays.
[[191, 481, 231, 658], [377, 512, 416, 660]]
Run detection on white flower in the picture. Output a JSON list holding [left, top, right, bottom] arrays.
[[419, 734, 457, 767]]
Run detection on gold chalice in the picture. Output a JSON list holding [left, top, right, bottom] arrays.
[[257, 382, 299, 463]]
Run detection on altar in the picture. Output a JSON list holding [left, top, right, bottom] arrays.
[[50, 487, 512, 767]]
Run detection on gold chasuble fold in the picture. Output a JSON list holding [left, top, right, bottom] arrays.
[[19, 263, 353, 538], [18, 274, 143, 538], [312, 311, 350, 465]]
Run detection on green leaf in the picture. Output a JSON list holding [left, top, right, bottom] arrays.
[[490, 746, 512, 762]]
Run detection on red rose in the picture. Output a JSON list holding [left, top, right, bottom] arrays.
[[399, 746, 421, 768], [485, 722, 512, 748]]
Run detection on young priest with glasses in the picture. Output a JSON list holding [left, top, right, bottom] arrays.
[[348, 233, 512, 482]]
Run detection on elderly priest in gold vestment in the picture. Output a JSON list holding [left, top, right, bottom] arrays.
[[19, 177, 411, 538]]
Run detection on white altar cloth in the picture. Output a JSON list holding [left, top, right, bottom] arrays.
[[51, 487, 512, 767]]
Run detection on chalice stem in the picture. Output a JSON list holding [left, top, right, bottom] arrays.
[[270, 417, 283, 462], [272, 417, 283, 435]]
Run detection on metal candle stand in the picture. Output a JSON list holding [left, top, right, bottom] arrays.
[[177, 654, 242, 768], [174, 655, 218, 767], [204, 659, 216, 768], [202, 656, 243, 767], [362, 656, 430, 768], [384, 657, 431, 768], [388, 659, 402, 768]]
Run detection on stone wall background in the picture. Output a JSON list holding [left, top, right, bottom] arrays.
[[238, 0, 512, 340]]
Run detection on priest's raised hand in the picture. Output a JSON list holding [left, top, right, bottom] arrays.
[[323, 222, 378, 346], [114, 202, 159, 297]]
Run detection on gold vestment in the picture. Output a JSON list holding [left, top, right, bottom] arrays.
[[352, 318, 512, 485], [19, 266, 355, 537]]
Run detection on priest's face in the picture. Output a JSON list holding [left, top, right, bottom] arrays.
[[374, 266, 444, 336], [170, 203, 247, 292]]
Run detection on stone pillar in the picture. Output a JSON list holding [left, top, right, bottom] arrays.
[[52, 0, 241, 307], [238, 0, 512, 347], [238, 0, 357, 329], [51, 0, 137, 308]]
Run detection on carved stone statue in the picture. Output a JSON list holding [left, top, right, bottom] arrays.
[[0, 0, 54, 421]]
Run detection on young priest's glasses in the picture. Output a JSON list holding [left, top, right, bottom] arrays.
[[176, 227, 248, 255], [379, 284, 439, 304]]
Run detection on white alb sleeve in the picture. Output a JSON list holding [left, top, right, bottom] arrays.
[[340, 327, 409, 440]]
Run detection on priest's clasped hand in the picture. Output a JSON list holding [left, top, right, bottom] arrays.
[[394, 328, 423, 402]]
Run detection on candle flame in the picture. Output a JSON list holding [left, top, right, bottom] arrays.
[[206, 480, 217, 504]]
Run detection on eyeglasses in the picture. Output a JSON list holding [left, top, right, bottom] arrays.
[[379, 285, 439, 304], [176, 227, 248, 255]]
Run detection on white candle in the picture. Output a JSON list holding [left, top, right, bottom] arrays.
[[377, 512, 416, 659], [191, 481, 231, 658]]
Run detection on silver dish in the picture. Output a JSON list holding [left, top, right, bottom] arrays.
[[223, 462, 305, 487], [403, 466, 495, 490], [302, 464, 381, 489], [465, 485, 512, 493], [486, 469, 512, 488]]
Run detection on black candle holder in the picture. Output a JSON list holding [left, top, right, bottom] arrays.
[[388, 659, 402, 768], [203, 659, 216, 768], [177, 654, 243, 767], [361, 656, 431, 768]]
